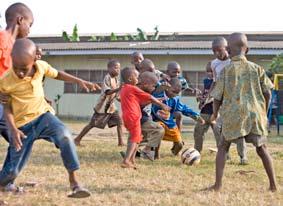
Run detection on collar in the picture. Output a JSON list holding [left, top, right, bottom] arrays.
[[231, 55, 247, 62]]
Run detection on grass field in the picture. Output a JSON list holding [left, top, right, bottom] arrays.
[[0, 121, 282, 206]]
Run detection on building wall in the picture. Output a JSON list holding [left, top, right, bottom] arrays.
[[43, 54, 273, 119]]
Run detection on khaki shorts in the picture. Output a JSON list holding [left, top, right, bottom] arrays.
[[90, 111, 122, 128], [221, 133, 267, 148]]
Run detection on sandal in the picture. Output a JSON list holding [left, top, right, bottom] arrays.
[[68, 186, 91, 198]]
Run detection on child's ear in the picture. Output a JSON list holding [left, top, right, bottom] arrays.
[[16, 16, 24, 25], [245, 47, 249, 55]]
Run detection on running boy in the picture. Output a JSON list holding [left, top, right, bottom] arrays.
[[152, 78, 205, 155], [210, 33, 277, 192], [120, 68, 170, 168], [0, 39, 100, 197], [74, 59, 124, 146]]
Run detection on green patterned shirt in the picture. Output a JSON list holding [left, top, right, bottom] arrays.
[[211, 55, 274, 140]]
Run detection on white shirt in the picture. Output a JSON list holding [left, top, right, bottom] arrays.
[[211, 58, 231, 81]]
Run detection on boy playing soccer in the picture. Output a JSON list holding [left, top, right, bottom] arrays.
[[0, 39, 100, 197], [210, 33, 277, 191], [120, 68, 170, 168], [152, 78, 205, 156], [211, 37, 247, 164], [165, 61, 198, 131], [74, 59, 124, 146]]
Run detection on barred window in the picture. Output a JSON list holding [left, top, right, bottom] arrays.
[[182, 71, 206, 96], [64, 70, 108, 94]]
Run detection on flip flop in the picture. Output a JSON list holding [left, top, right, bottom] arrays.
[[120, 163, 137, 170], [68, 186, 91, 198]]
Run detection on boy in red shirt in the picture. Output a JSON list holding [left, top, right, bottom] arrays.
[[120, 68, 170, 168]]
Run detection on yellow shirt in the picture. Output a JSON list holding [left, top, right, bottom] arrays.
[[0, 60, 58, 128]]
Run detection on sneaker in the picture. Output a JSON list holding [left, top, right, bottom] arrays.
[[140, 150, 155, 161], [4, 183, 24, 193]]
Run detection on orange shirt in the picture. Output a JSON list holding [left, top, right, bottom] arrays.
[[0, 30, 14, 77]]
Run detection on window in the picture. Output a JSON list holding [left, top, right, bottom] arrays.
[[64, 70, 108, 94], [182, 71, 206, 96]]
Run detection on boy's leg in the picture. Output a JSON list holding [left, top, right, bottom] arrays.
[[74, 123, 94, 146], [211, 136, 231, 191], [256, 145, 277, 191], [108, 111, 125, 146], [245, 134, 276, 191], [174, 111, 182, 131], [236, 138, 248, 164], [37, 113, 83, 191], [122, 142, 138, 168], [0, 123, 35, 188], [141, 121, 164, 160], [194, 114, 210, 153]]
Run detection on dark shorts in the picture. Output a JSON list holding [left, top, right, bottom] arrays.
[[90, 111, 122, 129], [220, 133, 267, 148]]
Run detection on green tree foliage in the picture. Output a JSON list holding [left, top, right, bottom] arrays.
[[269, 54, 283, 75], [62, 24, 80, 42]]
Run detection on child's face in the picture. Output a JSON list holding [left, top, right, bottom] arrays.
[[35, 48, 42, 60], [207, 71, 213, 79], [213, 46, 229, 61], [17, 15, 34, 38], [13, 60, 35, 79], [139, 80, 157, 94], [128, 70, 139, 85], [131, 55, 144, 70], [108, 63, 120, 77], [167, 67, 181, 78], [140, 65, 155, 74], [165, 85, 181, 98]]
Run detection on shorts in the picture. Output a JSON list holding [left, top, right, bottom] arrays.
[[220, 133, 267, 148], [90, 111, 122, 129], [124, 120, 142, 143], [159, 122, 182, 142]]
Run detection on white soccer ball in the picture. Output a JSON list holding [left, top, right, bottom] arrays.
[[181, 148, 201, 166]]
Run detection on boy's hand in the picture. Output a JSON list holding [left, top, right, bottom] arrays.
[[210, 114, 217, 125], [198, 117, 206, 125], [11, 128, 27, 151], [0, 93, 10, 104], [161, 104, 171, 112], [78, 80, 101, 92], [160, 73, 171, 82]]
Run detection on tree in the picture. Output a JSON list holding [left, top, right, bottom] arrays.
[[62, 24, 80, 42], [269, 53, 283, 75]]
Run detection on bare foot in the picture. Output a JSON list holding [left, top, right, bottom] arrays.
[[201, 184, 221, 192], [269, 186, 277, 192], [120, 162, 137, 170]]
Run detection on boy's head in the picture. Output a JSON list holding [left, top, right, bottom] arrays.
[[138, 71, 158, 93], [227, 33, 248, 57], [140, 59, 155, 74], [131, 51, 144, 71], [167, 61, 181, 78], [212, 37, 229, 61], [11, 38, 36, 79], [165, 77, 182, 98], [5, 3, 34, 38], [35, 45, 42, 60], [107, 59, 120, 77], [206, 61, 213, 79], [121, 67, 139, 85]]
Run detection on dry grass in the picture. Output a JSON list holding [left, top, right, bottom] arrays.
[[0, 121, 282, 206]]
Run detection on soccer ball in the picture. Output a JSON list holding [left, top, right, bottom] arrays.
[[181, 148, 201, 166]]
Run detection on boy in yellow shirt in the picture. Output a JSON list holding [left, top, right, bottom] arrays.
[[0, 38, 100, 197]]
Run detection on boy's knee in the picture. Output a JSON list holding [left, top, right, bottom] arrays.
[[256, 145, 266, 156], [56, 127, 73, 144]]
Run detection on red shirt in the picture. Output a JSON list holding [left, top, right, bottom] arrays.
[[0, 30, 14, 77], [120, 84, 151, 122]]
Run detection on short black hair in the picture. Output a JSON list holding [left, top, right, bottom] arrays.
[[169, 77, 182, 88], [121, 67, 135, 82], [212, 37, 227, 48], [107, 59, 120, 69], [131, 51, 143, 58], [5, 3, 32, 24], [167, 61, 181, 71]]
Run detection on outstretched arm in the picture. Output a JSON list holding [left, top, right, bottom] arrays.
[[150, 96, 171, 112], [55, 71, 101, 92]]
